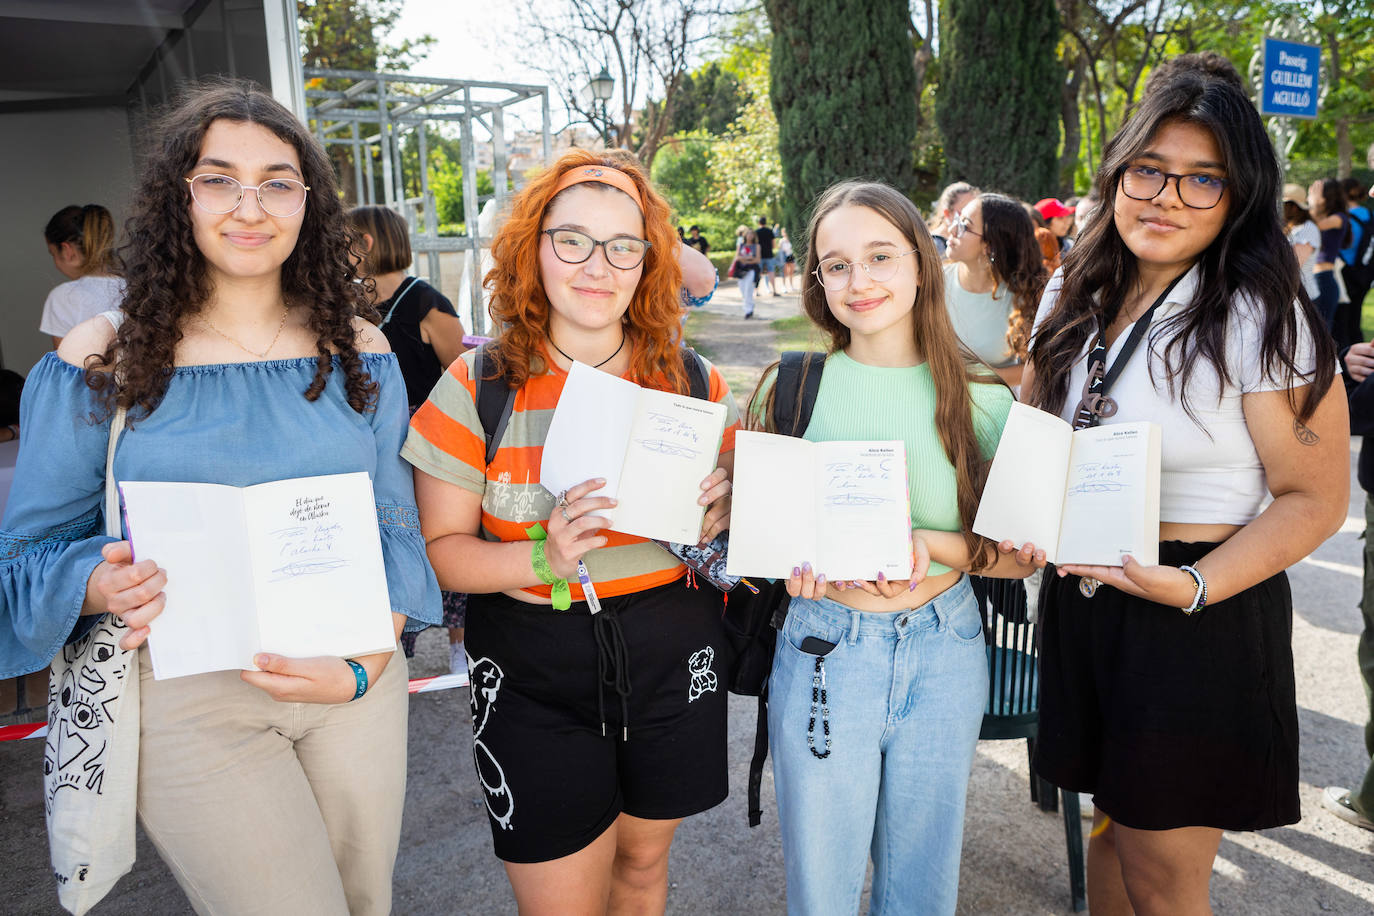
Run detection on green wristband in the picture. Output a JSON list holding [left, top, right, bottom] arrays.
[[531, 540, 572, 611]]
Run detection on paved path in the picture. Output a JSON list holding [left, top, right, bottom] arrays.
[[3, 286, 1373, 912]]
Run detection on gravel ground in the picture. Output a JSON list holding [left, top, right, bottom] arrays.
[[2, 279, 1372, 914]]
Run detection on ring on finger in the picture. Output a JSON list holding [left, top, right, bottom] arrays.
[[561, 508, 572, 523]]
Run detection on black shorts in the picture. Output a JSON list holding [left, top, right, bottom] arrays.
[[1034, 541, 1300, 832], [464, 578, 729, 863]]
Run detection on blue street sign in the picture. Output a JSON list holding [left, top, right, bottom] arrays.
[[1259, 37, 1320, 119]]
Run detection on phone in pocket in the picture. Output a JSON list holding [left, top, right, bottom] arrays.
[[798, 636, 838, 656]]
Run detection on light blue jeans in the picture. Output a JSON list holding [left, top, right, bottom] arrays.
[[769, 577, 988, 916]]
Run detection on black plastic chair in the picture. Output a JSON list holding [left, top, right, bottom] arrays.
[[972, 575, 1087, 912]]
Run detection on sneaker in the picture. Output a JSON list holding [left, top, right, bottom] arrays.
[[743, 312, 754, 320], [1078, 791, 1094, 818], [1322, 786, 1374, 831], [449, 641, 469, 678]]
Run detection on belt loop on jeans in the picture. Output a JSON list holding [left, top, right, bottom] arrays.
[[847, 610, 861, 646]]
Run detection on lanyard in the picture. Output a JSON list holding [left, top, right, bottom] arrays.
[[1070, 273, 1184, 431], [378, 277, 419, 329]]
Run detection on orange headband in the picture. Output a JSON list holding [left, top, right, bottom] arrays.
[[549, 164, 644, 211]]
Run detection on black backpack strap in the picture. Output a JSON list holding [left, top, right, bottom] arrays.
[[474, 344, 517, 467], [747, 687, 769, 827], [680, 346, 710, 401], [773, 351, 826, 436]]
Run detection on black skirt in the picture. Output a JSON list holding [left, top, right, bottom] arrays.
[[1034, 540, 1300, 831]]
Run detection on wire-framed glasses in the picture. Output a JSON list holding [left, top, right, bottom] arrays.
[[185, 173, 311, 217], [950, 216, 982, 239], [813, 248, 917, 290], [542, 228, 651, 270], [1120, 165, 1228, 209]]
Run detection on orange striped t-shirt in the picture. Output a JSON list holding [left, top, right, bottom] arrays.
[[403, 348, 740, 601]]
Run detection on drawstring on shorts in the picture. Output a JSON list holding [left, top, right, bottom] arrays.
[[593, 609, 632, 741]]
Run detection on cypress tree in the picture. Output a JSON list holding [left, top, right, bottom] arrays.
[[764, 0, 917, 249], [937, 0, 1060, 199]]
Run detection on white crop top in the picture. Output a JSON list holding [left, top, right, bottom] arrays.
[[1030, 265, 1319, 525]]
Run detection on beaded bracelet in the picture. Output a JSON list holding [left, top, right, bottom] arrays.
[[345, 659, 368, 701], [1179, 565, 1207, 616]]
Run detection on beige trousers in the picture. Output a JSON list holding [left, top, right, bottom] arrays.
[[134, 646, 409, 915]]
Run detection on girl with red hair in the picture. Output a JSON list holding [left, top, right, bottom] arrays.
[[403, 150, 738, 913]]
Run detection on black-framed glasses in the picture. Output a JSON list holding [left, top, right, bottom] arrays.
[[950, 216, 982, 239], [813, 248, 917, 290], [542, 228, 650, 270], [185, 173, 311, 217], [1120, 164, 1228, 209]]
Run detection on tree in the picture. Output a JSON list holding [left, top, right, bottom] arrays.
[[937, 0, 1061, 199], [709, 58, 785, 226], [298, 0, 434, 205], [764, 0, 918, 247], [511, 0, 735, 167], [656, 62, 747, 136]]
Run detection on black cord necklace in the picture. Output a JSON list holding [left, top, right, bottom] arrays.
[[550, 331, 626, 369]]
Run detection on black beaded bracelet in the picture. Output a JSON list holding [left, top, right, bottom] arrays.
[[345, 659, 368, 701], [1179, 565, 1207, 615]]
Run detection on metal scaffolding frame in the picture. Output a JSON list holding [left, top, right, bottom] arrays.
[[304, 68, 553, 333]]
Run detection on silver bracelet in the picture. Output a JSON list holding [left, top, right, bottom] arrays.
[[1179, 565, 1207, 615]]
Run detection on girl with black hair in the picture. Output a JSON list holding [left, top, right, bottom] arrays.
[[942, 192, 1048, 388], [0, 81, 440, 913], [1020, 70, 1345, 912], [1309, 177, 1351, 334]]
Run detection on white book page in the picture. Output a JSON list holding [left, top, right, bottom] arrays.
[[814, 441, 914, 580], [725, 431, 816, 579], [245, 472, 396, 660], [539, 361, 639, 519], [972, 402, 1074, 563], [1056, 423, 1160, 566], [120, 481, 258, 679], [612, 390, 727, 542]]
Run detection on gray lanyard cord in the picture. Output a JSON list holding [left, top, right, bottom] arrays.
[[378, 277, 420, 329]]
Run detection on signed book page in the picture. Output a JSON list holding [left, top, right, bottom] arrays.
[[540, 361, 728, 543], [973, 402, 1161, 567], [120, 472, 395, 680], [727, 431, 913, 581]]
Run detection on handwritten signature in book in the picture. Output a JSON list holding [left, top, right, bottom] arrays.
[[634, 438, 701, 459], [269, 523, 348, 579], [824, 492, 893, 508], [647, 411, 701, 444], [1067, 460, 1126, 495], [824, 459, 894, 491]]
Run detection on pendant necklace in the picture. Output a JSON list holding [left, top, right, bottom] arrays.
[[550, 331, 626, 369], [201, 307, 291, 359]]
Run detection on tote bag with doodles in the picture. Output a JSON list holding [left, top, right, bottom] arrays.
[[45, 403, 140, 915]]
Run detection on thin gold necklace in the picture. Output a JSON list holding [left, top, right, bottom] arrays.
[[200, 307, 291, 358]]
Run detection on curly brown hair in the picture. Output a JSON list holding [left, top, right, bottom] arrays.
[[483, 149, 687, 394], [86, 79, 377, 420]]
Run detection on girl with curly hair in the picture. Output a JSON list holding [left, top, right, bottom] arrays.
[[0, 80, 440, 913], [942, 191, 1048, 389], [404, 149, 738, 913]]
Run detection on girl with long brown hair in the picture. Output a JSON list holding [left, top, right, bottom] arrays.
[[942, 191, 1047, 388], [748, 180, 1031, 915], [404, 149, 737, 914], [1021, 70, 1344, 913], [0, 80, 440, 913]]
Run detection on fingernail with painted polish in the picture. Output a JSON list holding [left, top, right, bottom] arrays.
[[802, 562, 812, 574]]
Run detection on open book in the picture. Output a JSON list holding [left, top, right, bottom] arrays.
[[119, 471, 396, 680], [726, 431, 913, 581], [540, 361, 728, 543], [973, 402, 1161, 566]]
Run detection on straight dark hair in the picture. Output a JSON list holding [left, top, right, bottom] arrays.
[[1027, 72, 1334, 424], [975, 193, 1048, 360], [348, 205, 413, 276]]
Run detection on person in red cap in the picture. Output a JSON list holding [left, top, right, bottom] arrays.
[[1035, 197, 1076, 243]]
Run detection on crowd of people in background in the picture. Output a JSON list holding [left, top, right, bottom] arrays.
[[6, 47, 1374, 916]]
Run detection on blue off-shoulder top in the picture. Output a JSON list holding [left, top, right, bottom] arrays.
[[0, 350, 442, 678]]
